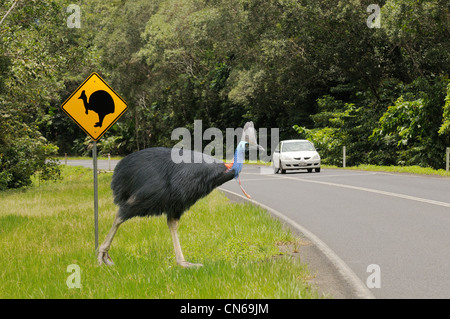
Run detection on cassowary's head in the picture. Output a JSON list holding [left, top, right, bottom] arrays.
[[241, 121, 264, 153], [234, 122, 264, 162], [235, 140, 248, 153], [230, 122, 265, 199]]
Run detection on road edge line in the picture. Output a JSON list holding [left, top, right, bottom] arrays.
[[219, 187, 376, 300]]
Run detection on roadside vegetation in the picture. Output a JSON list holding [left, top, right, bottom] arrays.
[[0, 166, 320, 298], [322, 164, 450, 178], [1, 1, 449, 191]]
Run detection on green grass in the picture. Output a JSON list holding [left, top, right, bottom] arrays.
[[323, 164, 450, 177], [0, 166, 319, 298]]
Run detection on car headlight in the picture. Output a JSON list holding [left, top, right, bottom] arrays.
[[282, 155, 292, 161], [312, 154, 320, 160]]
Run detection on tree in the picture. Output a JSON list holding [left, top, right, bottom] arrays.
[[438, 81, 450, 138], [381, 0, 450, 80], [0, 0, 73, 188], [371, 77, 449, 168]]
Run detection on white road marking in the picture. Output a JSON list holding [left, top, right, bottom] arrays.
[[299, 172, 378, 179], [247, 171, 379, 179], [238, 178, 279, 182], [240, 171, 450, 208]]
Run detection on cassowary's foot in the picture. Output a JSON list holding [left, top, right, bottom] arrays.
[[178, 261, 203, 268], [97, 249, 115, 266], [94, 122, 103, 128]]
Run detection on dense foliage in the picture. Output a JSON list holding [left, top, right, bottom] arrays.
[[0, 0, 449, 189]]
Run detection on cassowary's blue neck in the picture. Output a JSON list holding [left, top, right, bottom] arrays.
[[231, 142, 246, 178]]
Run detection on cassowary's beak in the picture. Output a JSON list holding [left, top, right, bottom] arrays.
[[247, 143, 264, 153]]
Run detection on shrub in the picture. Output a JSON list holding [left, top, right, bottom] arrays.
[[0, 113, 61, 190]]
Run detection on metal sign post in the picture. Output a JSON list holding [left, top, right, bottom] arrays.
[[93, 141, 99, 253], [343, 146, 346, 168]]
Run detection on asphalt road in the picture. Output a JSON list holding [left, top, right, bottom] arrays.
[[220, 166, 450, 299], [65, 160, 450, 298], [63, 159, 120, 171]]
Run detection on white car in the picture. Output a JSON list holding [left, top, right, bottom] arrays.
[[272, 139, 321, 173]]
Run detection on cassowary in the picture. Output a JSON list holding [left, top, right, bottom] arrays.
[[98, 122, 263, 267], [78, 90, 115, 128]]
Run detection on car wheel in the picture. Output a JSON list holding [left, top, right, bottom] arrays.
[[315, 168, 321, 173], [279, 161, 287, 174], [281, 164, 286, 174], [307, 168, 313, 173]]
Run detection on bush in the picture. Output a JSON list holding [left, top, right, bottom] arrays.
[[0, 113, 61, 191]]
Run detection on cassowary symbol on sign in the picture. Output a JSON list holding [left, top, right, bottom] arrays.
[[78, 90, 115, 128], [98, 122, 263, 267]]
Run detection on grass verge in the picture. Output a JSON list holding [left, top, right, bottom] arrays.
[[0, 166, 319, 298]]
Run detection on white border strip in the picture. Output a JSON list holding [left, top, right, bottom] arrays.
[[219, 187, 376, 299]]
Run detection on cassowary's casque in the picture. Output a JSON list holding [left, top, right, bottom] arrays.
[[98, 121, 263, 267]]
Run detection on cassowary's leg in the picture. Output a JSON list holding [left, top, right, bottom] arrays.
[[167, 218, 203, 268], [98, 214, 124, 266]]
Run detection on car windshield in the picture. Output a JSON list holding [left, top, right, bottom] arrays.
[[282, 142, 315, 152]]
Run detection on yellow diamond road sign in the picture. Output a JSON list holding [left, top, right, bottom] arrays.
[[61, 72, 127, 141]]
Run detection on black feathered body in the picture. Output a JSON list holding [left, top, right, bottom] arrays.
[[111, 147, 235, 221]]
